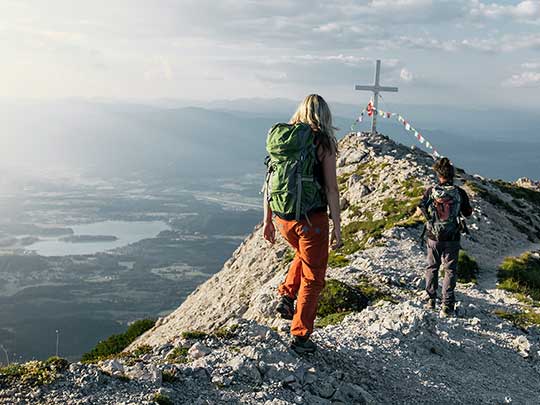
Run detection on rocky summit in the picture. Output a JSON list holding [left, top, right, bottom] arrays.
[[2, 132, 540, 404]]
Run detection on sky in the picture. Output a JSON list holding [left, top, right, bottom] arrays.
[[2, 0, 540, 109]]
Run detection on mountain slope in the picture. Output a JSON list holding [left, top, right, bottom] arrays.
[[3, 131, 540, 404], [133, 131, 540, 347]]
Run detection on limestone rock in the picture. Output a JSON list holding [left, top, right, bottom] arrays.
[[188, 342, 211, 359]]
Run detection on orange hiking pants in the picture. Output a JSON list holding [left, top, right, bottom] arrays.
[[276, 211, 329, 337]]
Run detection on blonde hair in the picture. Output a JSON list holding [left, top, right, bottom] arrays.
[[289, 94, 338, 155]]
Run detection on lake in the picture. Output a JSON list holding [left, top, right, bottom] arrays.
[[29, 220, 170, 256]]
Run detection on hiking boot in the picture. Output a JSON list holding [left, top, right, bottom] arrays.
[[276, 295, 295, 320], [291, 335, 317, 354], [439, 305, 455, 318], [423, 298, 436, 310]]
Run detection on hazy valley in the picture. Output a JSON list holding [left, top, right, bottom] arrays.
[[0, 174, 261, 362]]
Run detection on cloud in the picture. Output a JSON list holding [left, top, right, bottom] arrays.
[[522, 61, 540, 69], [503, 34, 540, 51], [5, 1, 538, 58], [144, 56, 173, 80], [313, 23, 341, 33], [460, 38, 500, 52], [345, 0, 470, 23], [503, 71, 540, 88], [291, 54, 372, 66], [255, 71, 288, 83], [393, 33, 540, 53], [3, 0, 540, 104], [400, 68, 414, 82], [219, 53, 404, 88], [389, 36, 459, 52], [470, 0, 540, 22]]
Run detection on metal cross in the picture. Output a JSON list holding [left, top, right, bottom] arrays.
[[355, 59, 398, 134]]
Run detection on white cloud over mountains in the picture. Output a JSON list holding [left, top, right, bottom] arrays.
[[470, 0, 540, 22], [503, 71, 540, 87], [504, 58, 540, 88], [1, 0, 539, 107]]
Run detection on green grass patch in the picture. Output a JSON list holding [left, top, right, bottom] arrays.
[[328, 251, 350, 268], [0, 356, 68, 386], [337, 162, 374, 193], [494, 309, 540, 330], [317, 279, 368, 318], [162, 370, 178, 383], [356, 276, 397, 303], [316, 277, 395, 327], [340, 219, 382, 254], [81, 319, 155, 363], [498, 252, 540, 300], [401, 178, 425, 199], [352, 162, 370, 178], [337, 174, 349, 193], [340, 197, 421, 254], [213, 324, 239, 339], [316, 311, 352, 328], [181, 331, 208, 340], [457, 250, 479, 283], [513, 292, 540, 307], [152, 393, 174, 405], [132, 344, 152, 357], [348, 204, 364, 218], [166, 347, 189, 364]]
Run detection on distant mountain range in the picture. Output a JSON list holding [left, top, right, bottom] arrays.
[[0, 98, 538, 182]]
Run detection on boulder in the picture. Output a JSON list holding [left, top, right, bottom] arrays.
[[189, 342, 211, 359]]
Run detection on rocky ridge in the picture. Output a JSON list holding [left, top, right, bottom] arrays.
[[516, 177, 540, 191], [2, 132, 540, 404]]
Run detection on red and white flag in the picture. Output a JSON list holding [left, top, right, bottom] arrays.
[[367, 100, 374, 117]]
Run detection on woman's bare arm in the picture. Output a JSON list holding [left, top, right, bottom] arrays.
[[319, 147, 341, 249], [263, 189, 276, 244], [263, 189, 273, 224]]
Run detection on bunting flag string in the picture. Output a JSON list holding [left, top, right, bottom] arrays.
[[350, 107, 367, 131], [351, 101, 442, 158]]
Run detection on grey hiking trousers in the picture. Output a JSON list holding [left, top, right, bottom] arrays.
[[425, 239, 460, 308]]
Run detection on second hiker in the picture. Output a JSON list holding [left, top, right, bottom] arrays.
[[416, 157, 473, 318], [262, 94, 342, 354]]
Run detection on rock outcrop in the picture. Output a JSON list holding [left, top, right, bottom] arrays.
[[3, 132, 540, 404], [516, 177, 540, 191]]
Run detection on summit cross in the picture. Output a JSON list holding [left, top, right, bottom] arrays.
[[355, 59, 398, 135]]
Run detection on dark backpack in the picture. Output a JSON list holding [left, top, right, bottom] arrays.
[[263, 123, 326, 221], [427, 185, 462, 240]]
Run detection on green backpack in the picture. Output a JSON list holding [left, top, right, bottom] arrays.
[[263, 123, 327, 221]]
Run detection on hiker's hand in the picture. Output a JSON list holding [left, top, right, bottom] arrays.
[[414, 207, 423, 217], [263, 221, 276, 244], [330, 227, 342, 250]]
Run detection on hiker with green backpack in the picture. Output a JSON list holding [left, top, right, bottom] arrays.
[[262, 94, 342, 354], [416, 157, 473, 318]]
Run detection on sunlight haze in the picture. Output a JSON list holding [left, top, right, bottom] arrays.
[[2, 0, 540, 108]]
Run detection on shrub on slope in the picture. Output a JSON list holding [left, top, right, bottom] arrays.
[[81, 319, 155, 362], [498, 252, 540, 301]]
